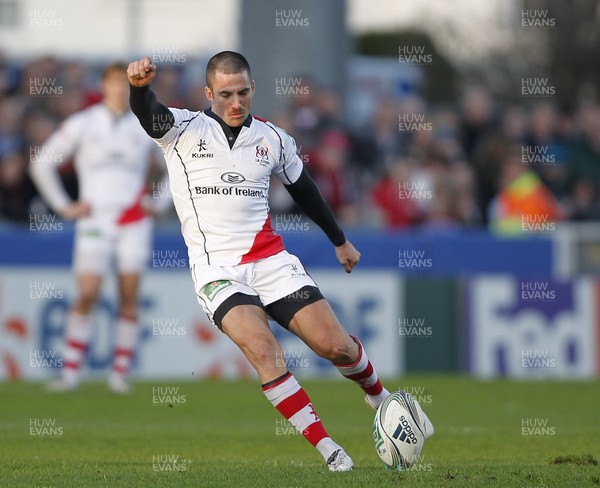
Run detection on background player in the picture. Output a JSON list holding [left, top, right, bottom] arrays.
[[30, 63, 169, 393], [127, 52, 433, 471]]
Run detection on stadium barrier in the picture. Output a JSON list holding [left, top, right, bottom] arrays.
[[1, 226, 597, 379], [403, 275, 599, 378], [0, 267, 400, 380]]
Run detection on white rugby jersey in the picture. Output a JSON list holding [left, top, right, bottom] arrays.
[[30, 104, 158, 224], [154, 108, 303, 266]]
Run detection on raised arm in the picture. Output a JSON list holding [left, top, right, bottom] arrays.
[[127, 56, 174, 139]]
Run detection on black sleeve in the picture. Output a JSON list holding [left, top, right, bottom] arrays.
[[129, 85, 174, 138], [283, 168, 346, 246]]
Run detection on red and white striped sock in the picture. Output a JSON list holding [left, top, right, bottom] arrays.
[[62, 312, 92, 386], [263, 371, 341, 461], [111, 316, 140, 379], [334, 336, 389, 408]]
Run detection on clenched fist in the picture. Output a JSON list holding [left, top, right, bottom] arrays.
[[127, 56, 157, 87]]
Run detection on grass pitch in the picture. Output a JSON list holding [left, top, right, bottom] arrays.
[[0, 376, 598, 487]]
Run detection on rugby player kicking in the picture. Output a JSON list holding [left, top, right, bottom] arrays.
[[127, 51, 433, 471], [30, 63, 169, 393]]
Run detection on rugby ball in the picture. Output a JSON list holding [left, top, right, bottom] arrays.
[[373, 390, 426, 469]]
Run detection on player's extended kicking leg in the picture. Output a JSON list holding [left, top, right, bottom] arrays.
[[286, 298, 390, 409], [47, 273, 102, 392], [287, 297, 434, 439], [220, 301, 354, 472]]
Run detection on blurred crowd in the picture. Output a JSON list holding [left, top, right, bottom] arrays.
[[2, 55, 600, 233]]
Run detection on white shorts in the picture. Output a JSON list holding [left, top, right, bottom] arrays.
[[191, 250, 317, 325], [73, 217, 152, 275]]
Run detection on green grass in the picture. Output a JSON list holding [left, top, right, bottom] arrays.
[[0, 377, 598, 487]]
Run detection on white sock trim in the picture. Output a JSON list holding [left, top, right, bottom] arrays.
[[335, 340, 368, 376], [263, 374, 301, 407]]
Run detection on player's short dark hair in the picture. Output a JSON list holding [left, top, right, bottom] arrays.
[[205, 51, 251, 88], [101, 62, 127, 80]]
